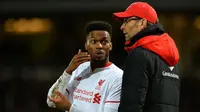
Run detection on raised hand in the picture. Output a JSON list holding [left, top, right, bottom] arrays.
[[66, 49, 90, 75]]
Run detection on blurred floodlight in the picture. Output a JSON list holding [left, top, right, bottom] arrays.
[[4, 18, 52, 34]]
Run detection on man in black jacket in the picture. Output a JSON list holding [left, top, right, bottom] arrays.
[[113, 2, 180, 112]]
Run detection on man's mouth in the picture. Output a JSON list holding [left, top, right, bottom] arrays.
[[95, 51, 104, 56], [96, 52, 103, 55]]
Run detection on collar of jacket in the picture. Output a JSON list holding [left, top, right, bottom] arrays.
[[124, 23, 165, 53]]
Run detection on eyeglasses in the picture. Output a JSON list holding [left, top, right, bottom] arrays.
[[123, 17, 142, 24]]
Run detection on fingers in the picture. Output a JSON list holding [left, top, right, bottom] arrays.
[[54, 94, 61, 99], [76, 52, 90, 58], [76, 60, 91, 66], [78, 49, 82, 54], [77, 49, 88, 56], [74, 50, 90, 62], [48, 91, 65, 102], [48, 96, 57, 102], [66, 49, 89, 74], [77, 52, 89, 58], [75, 56, 90, 62], [55, 91, 65, 99]]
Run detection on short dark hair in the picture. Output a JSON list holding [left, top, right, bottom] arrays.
[[85, 21, 112, 37]]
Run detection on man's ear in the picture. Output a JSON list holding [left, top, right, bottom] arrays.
[[141, 19, 148, 29], [109, 42, 112, 51]]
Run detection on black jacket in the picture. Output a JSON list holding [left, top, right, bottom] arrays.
[[118, 24, 180, 112]]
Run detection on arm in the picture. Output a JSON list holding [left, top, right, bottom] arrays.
[[47, 71, 71, 108], [47, 49, 90, 108], [118, 48, 149, 112]]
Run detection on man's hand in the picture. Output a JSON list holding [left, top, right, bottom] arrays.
[[66, 49, 90, 75], [48, 91, 71, 111]]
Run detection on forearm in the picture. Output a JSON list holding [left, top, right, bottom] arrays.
[[47, 71, 71, 107]]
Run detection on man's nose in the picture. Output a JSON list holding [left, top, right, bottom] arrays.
[[96, 42, 103, 48], [120, 23, 125, 30]]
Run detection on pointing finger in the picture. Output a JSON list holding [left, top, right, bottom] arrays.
[[78, 49, 82, 54]]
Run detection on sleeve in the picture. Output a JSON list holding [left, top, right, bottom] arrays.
[[46, 71, 72, 108], [104, 77, 122, 111], [118, 49, 149, 112]]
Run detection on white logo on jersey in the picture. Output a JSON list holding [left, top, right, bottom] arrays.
[[162, 71, 179, 79]]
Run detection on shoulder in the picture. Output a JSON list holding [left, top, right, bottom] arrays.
[[72, 61, 90, 77], [105, 64, 123, 89], [130, 47, 151, 57], [128, 47, 157, 62], [107, 63, 123, 79]]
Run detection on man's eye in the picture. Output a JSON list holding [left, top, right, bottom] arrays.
[[91, 40, 96, 44], [102, 40, 108, 44]]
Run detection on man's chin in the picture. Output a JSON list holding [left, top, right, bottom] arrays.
[[91, 55, 108, 62], [125, 36, 131, 41], [94, 57, 105, 61], [92, 57, 107, 63]]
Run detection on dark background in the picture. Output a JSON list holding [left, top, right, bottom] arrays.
[[0, 0, 200, 112]]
